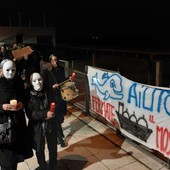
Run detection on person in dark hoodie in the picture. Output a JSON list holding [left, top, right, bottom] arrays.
[[0, 59, 33, 170], [0, 44, 13, 62], [25, 72, 57, 170], [41, 54, 68, 147], [14, 46, 42, 87]]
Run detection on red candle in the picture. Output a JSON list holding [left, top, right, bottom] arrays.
[[50, 102, 55, 112], [71, 72, 76, 79]]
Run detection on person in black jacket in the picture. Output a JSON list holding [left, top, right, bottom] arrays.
[[42, 54, 68, 147], [0, 59, 33, 170], [0, 45, 13, 63], [25, 72, 57, 170], [14, 47, 42, 87]]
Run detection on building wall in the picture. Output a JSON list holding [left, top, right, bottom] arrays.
[[0, 26, 56, 46]]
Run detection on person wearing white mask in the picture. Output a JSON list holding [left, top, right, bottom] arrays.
[[31, 72, 43, 91], [0, 59, 33, 170], [25, 72, 57, 170]]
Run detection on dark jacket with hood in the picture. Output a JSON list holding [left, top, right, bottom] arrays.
[[42, 65, 67, 125], [0, 75, 33, 168], [25, 87, 51, 151]]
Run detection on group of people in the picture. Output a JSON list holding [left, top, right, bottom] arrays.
[[0, 44, 68, 170]]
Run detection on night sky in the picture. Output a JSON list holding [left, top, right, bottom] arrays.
[[1, 1, 170, 49]]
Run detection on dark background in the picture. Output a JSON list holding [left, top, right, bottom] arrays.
[[1, 1, 170, 50]]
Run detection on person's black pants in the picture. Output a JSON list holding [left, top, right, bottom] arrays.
[[0, 164, 17, 170], [46, 127, 58, 170], [57, 124, 64, 145], [35, 137, 47, 170]]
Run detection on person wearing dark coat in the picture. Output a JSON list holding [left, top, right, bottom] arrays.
[[42, 54, 68, 147], [0, 59, 33, 170], [0, 45, 13, 63], [15, 47, 42, 86], [24, 49, 42, 83], [25, 72, 57, 170]]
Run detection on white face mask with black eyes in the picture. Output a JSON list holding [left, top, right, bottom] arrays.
[[31, 73, 43, 91], [3, 60, 16, 80]]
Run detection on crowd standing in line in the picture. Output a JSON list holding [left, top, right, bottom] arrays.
[[0, 43, 70, 169], [25, 72, 57, 170], [0, 59, 33, 170]]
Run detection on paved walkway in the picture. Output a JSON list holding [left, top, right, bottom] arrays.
[[18, 104, 169, 170]]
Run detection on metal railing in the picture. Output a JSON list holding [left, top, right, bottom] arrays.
[[63, 62, 170, 169]]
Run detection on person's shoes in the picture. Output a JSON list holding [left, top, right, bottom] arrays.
[[57, 137, 62, 145], [39, 162, 48, 170], [57, 137, 66, 147], [60, 141, 65, 147]]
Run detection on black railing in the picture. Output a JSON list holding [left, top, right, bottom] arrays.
[[59, 46, 170, 87]]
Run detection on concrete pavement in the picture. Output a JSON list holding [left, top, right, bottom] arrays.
[[17, 104, 169, 170]]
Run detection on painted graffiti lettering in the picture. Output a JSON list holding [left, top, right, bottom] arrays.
[[149, 115, 155, 124], [127, 83, 170, 116], [156, 126, 170, 156], [91, 96, 115, 121]]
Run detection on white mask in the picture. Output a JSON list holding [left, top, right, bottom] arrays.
[[2, 60, 16, 80], [31, 73, 43, 91]]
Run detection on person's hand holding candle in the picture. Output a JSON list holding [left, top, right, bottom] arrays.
[[2, 99, 21, 111]]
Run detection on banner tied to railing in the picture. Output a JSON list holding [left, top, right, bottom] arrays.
[[87, 66, 170, 159]]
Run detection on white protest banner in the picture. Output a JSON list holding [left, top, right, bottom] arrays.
[[87, 66, 170, 159]]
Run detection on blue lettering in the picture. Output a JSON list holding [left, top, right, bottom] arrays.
[[164, 95, 170, 116], [128, 83, 138, 107], [143, 88, 156, 111]]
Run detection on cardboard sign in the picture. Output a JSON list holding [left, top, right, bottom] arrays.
[[12, 46, 33, 59]]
